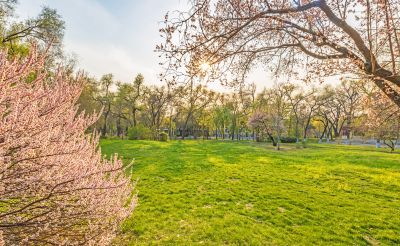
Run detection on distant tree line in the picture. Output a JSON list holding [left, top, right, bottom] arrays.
[[78, 74, 400, 150], [154, 0, 400, 151]]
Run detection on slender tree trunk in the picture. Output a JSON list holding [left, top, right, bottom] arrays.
[[102, 106, 110, 137], [132, 108, 137, 126], [303, 115, 312, 140], [319, 124, 327, 142], [116, 117, 122, 137], [277, 120, 281, 150], [169, 112, 173, 139]]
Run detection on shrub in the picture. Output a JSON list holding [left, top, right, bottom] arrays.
[[128, 125, 152, 140], [0, 47, 135, 244], [159, 132, 169, 141], [280, 137, 297, 143]]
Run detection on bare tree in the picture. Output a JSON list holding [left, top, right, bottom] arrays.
[[159, 0, 400, 107]]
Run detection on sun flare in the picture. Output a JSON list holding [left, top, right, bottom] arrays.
[[200, 62, 210, 72]]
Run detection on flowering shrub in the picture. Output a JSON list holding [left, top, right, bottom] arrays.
[[0, 47, 136, 245]]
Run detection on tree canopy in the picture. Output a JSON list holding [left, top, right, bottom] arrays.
[[158, 0, 400, 106]]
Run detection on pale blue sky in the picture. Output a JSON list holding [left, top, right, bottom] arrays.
[[16, 0, 188, 85], [15, 0, 304, 91]]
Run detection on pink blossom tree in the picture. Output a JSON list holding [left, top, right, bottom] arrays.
[[0, 47, 136, 245], [248, 111, 278, 147]]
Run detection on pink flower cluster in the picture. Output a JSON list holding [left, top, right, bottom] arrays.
[[0, 47, 136, 245]]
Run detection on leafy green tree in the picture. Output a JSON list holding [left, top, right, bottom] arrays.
[[117, 74, 146, 127], [0, 2, 64, 57], [98, 74, 114, 136]]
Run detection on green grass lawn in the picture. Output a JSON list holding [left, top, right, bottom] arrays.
[[100, 140, 400, 245]]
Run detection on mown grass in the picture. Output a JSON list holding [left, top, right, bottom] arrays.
[[100, 140, 400, 245]]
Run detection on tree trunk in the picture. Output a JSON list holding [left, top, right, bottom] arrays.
[[267, 132, 277, 147], [132, 108, 137, 126], [319, 124, 327, 142], [303, 120, 310, 140], [116, 118, 122, 137], [102, 109, 110, 137]]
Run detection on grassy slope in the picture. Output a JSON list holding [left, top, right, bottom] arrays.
[[100, 140, 400, 245]]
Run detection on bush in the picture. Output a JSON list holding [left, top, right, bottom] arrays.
[[159, 132, 169, 142], [280, 137, 297, 143], [128, 125, 152, 140], [0, 47, 135, 244]]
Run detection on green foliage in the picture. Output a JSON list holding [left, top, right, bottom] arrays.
[[280, 137, 297, 143], [0, 2, 64, 58], [2, 42, 30, 58], [2, 7, 64, 44], [77, 79, 101, 115], [31, 7, 65, 43], [101, 140, 400, 245], [159, 132, 168, 142], [127, 125, 152, 140]]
